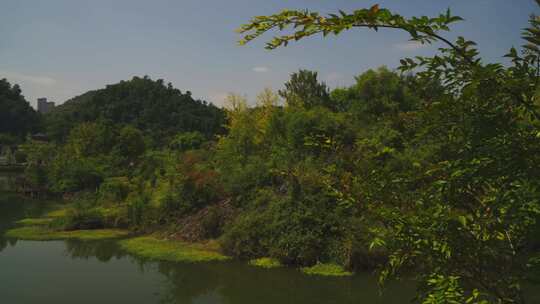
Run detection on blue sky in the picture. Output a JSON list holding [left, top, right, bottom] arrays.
[[1, 0, 538, 108]]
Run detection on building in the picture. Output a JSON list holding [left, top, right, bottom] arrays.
[[37, 97, 55, 114]]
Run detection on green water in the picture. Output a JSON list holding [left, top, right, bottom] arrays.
[[3, 194, 540, 303], [0, 194, 418, 304]]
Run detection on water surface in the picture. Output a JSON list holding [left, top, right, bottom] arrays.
[[0, 193, 416, 304]]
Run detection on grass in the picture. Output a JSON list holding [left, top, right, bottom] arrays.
[[45, 208, 70, 218], [119, 236, 230, 263], [301, 263, 353, 277], [5, 226, 130, 241], [16, 218, 54, 226], [249, 257, 283, 268], [14, 204, 70, 228]]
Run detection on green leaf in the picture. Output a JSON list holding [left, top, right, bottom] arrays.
[[457, 215, 467, 227]]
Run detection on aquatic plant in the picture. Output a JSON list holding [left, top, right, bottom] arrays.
[[119, 236, 230, 263], [249, 257, 282, 268], [301, 263, 352, 277]]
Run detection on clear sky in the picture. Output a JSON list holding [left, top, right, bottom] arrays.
[[1, 0, 538, 108]]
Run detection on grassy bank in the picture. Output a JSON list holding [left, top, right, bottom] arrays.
[[119, 236, 230, 263], [16, 218, 53, 226], [6, 203, 129, 241], [5, 226, 130, 241]]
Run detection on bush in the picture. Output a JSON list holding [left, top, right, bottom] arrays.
[[64, 208, 105, 230], [170, 152, 223, 213], [48, 155, 105, 193], [98, 177, 131, 202], [265, 199, 330, 265], [201, 206, 223, 239], [221, 212, 271, 258], [220, 164, 354, 267], [14, 150, 27, 163], [169, 131, 206, 151], [97, 206, 129, 228], [127, 195, 150, 227]]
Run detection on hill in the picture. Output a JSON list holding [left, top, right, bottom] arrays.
[[45, 76, 225, 144]]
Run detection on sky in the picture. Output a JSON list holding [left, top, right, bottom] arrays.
[[1, 0, 538, 108]]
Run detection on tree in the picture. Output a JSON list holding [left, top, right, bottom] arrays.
[[0, 79, 40, 139], [256, 87, 280, 108], [66, 122, 113, 158], [279, 70, 332, 109], [330, 67, 423, 120], [168, 131, 206, 152], [113, 125, 146, 164], [219, 93, 257, 164], [239, 3, 540, 303]]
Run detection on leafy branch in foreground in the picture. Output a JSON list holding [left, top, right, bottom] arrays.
[[238, 5, 475, 64]]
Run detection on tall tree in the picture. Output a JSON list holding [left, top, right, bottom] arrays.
[[0, 78, 40, 139], [279, 70, 332, 109]]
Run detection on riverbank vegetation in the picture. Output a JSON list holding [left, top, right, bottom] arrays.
[[249, 257, 282, 269], [6, 203, 130, 241], [2, 2, 540, 303], [5, 226, 129, 241], [301, 263, 353, 277], [119, 236, 229, 263]]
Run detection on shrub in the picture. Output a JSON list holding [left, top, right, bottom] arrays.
[[98, 177, 131, 202], [14, 150, 27, 163], [63, 208, 105, 230], [169, 131, 206, 151], [221, 212, 271, 258], [127, 195, 150, 227], [200, 206, 223, 239], [159, 191, 183, 215]]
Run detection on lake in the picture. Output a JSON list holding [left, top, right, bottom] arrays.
[[0, 193, 416, 304]]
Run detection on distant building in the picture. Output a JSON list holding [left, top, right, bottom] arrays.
[[37, 97, 55, 114]]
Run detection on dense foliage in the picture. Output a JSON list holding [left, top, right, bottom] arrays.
[[238, 3, 540, 303], [10, 2, 540, 304], [278, 69, 332, 109], [44, 76, 225, 144], [0, 79, 40, 141]]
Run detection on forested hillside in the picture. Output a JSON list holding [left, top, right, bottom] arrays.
[[45, 76, 226, 144]]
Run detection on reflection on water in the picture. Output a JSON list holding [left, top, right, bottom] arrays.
[[154, 261, 415, 304], [2, 180, 539, 303], [64, 240, 127, 262], [0, 240, 416, 304], [0, 192, 418, 304], [60, 241, 415, 304], [0, 192, 48, 254]]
